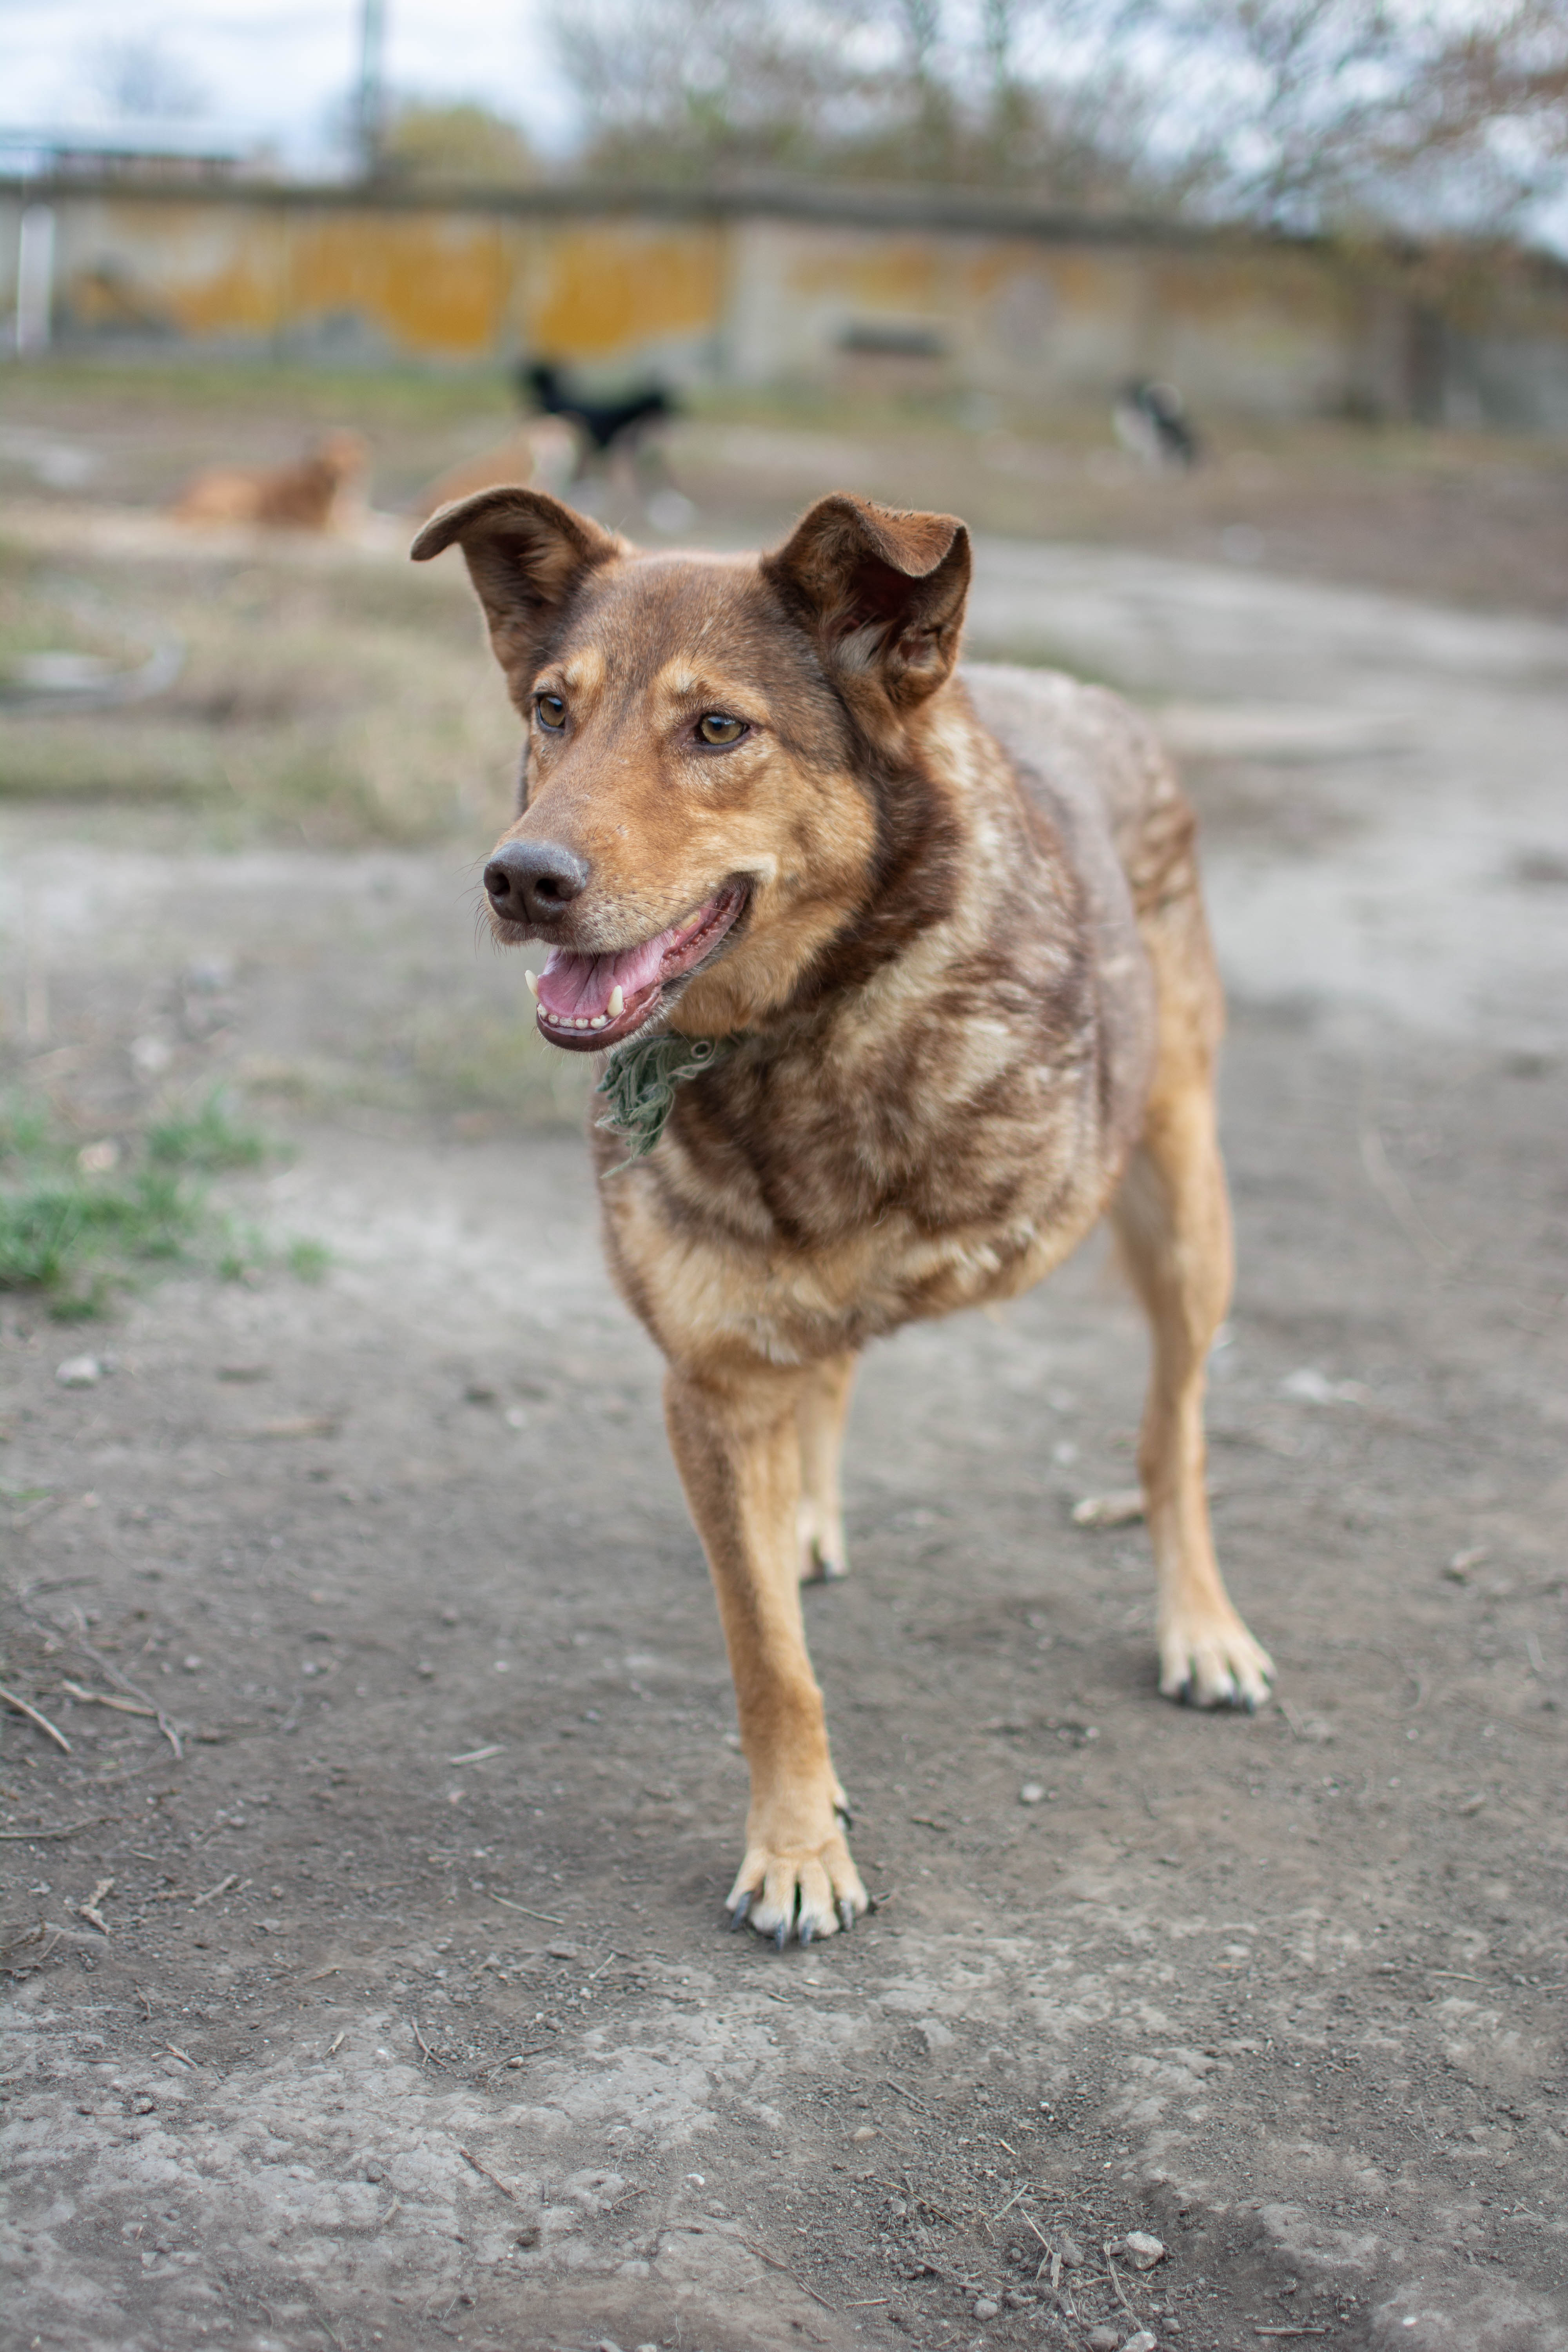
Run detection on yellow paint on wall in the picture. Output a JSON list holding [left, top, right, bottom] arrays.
[[788, 237, 942, 312], [68, 201, 289, 339], [957, 242, 1137, 325], [73, 203, 515, 354], [285, 211, 512, 354], [1038, 250, 1139, 311], [38, 187, 1563, 412], [526, 225, 723, 358], [1148, 248, 1347, 334]]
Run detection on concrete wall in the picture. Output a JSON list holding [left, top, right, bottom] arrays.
[[3, 177, 1565, 430]]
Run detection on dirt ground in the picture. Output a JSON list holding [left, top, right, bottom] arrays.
[[2, 374, 1567, 2352]]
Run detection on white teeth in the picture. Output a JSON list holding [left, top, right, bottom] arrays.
[[607, 985, 624, 1018], [573, 1017, 590, 1029], [590, 1014, 607, 1029], [525, 969, 539, 1000]]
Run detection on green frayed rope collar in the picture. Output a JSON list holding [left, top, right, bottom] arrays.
[[595, 1030, 742, 1168]]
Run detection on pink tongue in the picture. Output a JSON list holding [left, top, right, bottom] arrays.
[[535, 926, 677, 1021]]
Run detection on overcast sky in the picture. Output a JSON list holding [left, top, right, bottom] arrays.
[[0, 0, 581, 167], [3, 0, 1563, 253]]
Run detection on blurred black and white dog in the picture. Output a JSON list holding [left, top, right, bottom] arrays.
[[518, 361, 677, 472], [1113, 379, 1200, 471]]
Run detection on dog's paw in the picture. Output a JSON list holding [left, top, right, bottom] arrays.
[[1159, 1610, 1274, 1711], [726, 1823, 867, 1948], [797, 1499, 848, 1583]]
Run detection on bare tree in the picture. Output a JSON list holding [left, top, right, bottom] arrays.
[[887, 0, 958, 174], [549, 0, 1568, 238], [548, 0, 869, 180], [1380, 0, 1568, 229], [1133, 0, 1568, 233], [90, 33, 210, 120]]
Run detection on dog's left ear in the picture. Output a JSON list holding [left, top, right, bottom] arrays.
[[762, 493, 970, 710], [411, 486, 621, 686]]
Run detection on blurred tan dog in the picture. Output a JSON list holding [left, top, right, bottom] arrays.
[[411, 417, 577, 519], [413, 486, 1274, 1949], [174, 431, 368, 531]]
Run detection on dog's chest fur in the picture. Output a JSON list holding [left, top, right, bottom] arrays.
[[598, 665, 1180, 1368]]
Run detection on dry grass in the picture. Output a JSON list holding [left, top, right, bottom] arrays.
[[0, 534, 518, 846], [237, 1006, 596, 1133], [2, 363, 1564, 858]]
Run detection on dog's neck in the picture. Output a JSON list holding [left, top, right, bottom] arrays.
[[669, 675, 1011, 1051], [628, 683, 1098, 1215]]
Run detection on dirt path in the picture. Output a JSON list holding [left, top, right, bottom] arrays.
[[3, 542, 1566, 2352]]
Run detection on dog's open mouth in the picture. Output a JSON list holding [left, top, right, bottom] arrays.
[[529, 882, 748, 1053]]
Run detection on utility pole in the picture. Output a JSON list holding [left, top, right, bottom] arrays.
[[356, 0, 387, 178]]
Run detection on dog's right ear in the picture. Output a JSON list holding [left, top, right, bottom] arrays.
[[410, 487, 621, 684]]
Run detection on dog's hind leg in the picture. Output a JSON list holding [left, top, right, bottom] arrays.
[[797, 1350, 857, 1583], [664, 1361, 868, 1945], [1111, 905, 1274, 1711]]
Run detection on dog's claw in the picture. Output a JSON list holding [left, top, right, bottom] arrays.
[[773, 1920, 788, 1953], [838, 1897, 857, 1935], [835, 1801, 854, 1831], [728, 1891, 752, 1931], [799, 1918, 814, 1947], [1161, 1619, 1274, 1712]]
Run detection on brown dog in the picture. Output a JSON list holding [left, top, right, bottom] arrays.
[[411, 418, 578, 519], [412, 486, 1274, 1947], [174, 431, 368, 531]]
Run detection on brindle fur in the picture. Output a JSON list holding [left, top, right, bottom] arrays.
[[412, 487, 1274, 1946]]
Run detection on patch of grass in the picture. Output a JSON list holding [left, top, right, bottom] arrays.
[[147, 1089, 271, 1172], [9, 356, 515, 431], [285, 1236, 332, 1284], [0, 1092, 54, 1160], [0, 1160, 205, 1317], [0, 1088, 321, 1318]]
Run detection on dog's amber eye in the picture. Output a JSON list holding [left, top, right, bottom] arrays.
[[697, 713, 746, 746], [535, 695, 566, 731]]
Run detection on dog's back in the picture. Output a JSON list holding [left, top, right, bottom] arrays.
[[964, 661, 1204, 1135], [965, 662, 1198, 919], [412, 419, 577, 518]]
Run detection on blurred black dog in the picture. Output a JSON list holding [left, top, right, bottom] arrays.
[[518, 360, 677, 472], [1113, 378, 1200, 471]]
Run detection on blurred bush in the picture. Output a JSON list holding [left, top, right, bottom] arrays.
[[381, 100, 538, 186]]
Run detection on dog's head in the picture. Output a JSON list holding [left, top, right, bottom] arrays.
[[411, 487, 970, 1052], [314, 430, 369, 484]]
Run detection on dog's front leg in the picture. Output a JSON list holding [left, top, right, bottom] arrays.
[[664, 1361, 868, 1947], [796, 1349, 857, 1583]]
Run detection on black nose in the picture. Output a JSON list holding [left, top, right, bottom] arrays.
[[483, 838, 590, 924]]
